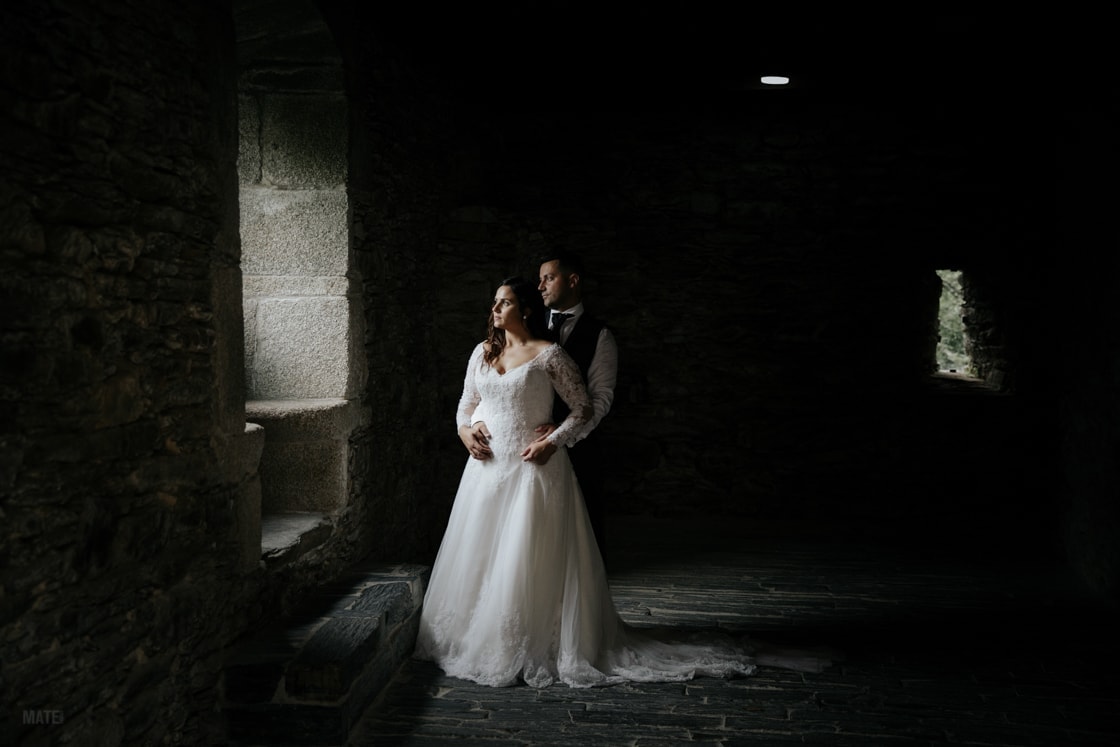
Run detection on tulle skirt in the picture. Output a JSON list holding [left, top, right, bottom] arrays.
[[412, 450, 803, 688]]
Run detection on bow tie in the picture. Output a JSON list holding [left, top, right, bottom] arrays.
[[550, 311, 573, 329]]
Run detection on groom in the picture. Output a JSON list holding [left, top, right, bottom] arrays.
[[531, 250, 618, 558], [463, 251, 618, 556]]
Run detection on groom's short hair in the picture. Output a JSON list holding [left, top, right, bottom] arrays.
[[541, 249, 586, 278]]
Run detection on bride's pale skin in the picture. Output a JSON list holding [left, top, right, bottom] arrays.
[[458, 285, 561, 465]]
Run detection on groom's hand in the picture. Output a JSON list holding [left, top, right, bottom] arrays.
[[521, 423, 559, 464], [521, 436, 558, 465]]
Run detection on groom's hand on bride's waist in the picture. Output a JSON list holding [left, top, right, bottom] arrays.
[[521, 434, 558, 465]]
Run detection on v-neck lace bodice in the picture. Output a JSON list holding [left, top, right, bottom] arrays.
[[455, 342, 589, 452]]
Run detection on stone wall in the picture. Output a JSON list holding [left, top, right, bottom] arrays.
[[1, 1, 251, 743], [313, 7, 1092, 580], [237, 3, 357, 402], [1052, 98, 1120, 602], [296, 1, 458, 564], [421, 96, 1052, 537]]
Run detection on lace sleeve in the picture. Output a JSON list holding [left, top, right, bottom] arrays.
[[543, 344, 592, 449], [455, 343, 485, 430]]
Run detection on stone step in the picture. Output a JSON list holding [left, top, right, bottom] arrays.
[[222, 563, 430, 745]]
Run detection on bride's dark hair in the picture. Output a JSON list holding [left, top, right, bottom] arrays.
[[484, 276, 548, 366]]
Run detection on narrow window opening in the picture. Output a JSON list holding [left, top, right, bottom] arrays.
[[234, 0, 359, 567], [935, 268, 973, 376]]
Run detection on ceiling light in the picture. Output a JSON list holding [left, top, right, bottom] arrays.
[[760, 75, 790, 86]]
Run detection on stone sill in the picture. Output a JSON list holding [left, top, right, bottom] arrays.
[[261, 511, 332, 569], [926, 371, 1008, 396], [246, 398, 360, 442]]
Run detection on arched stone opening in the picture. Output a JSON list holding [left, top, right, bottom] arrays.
[[233, 0, 365, 556], [925, 265, 1017, 392]]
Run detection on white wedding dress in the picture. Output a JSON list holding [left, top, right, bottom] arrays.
[[414, 342, 826, 688]]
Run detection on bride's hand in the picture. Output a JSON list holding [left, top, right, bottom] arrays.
[[459, 423, 492, 460], [521, 436, 557, 465]]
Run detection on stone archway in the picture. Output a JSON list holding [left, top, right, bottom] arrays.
[[234, 0, 364, 549]]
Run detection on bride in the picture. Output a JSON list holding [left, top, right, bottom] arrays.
[[414, 277, 830, 688]]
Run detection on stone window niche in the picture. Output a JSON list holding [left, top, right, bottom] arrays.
[[235, 0, 365, 564], [927, 267, 1016, 393], [935, 268, 973, 376]]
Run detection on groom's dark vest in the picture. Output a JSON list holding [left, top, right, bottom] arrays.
[[552, 313, 606, 429]]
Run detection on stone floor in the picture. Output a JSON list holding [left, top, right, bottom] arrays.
[[346, 516, 1120, 746]]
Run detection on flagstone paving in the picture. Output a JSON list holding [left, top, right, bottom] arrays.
[[346, 517, 1119, 746]]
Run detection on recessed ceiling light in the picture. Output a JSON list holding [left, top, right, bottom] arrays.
[[760, 75, 790, 86]]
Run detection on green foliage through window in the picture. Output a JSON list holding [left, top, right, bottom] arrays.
[[936, 269, 971, 374]]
